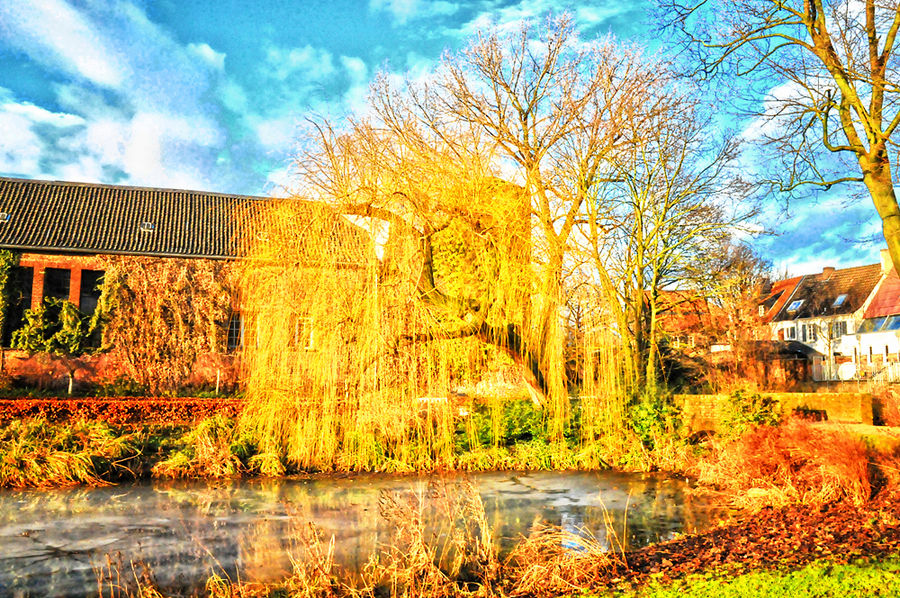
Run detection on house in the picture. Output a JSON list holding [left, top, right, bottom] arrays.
[[758, 253, 892, 381], [841, 250, 900, 380], [0, 176, 270, 389]]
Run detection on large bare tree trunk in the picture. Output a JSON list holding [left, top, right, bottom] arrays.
[[862, 149, 900, 274]]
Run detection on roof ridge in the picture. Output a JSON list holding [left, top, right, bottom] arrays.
[[0, 175, 275, 202], [830, 262, 880, 274]]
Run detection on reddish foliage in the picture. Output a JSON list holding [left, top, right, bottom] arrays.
[[695, 418, 872, 508], [873, 387, 900, 427], [0, 397, 243, 425]]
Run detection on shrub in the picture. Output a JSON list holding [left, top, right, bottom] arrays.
[[720, 389, 781, 436], [628, 392, 681, 450]]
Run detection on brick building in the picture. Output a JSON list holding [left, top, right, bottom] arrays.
[[0, 176, 269, 390]]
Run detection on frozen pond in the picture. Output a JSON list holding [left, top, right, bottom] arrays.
[[0, 471, 718, 597]]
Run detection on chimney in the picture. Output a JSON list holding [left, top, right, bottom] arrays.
[[821, 266, 835, 279], [881, 248, 894, 274]]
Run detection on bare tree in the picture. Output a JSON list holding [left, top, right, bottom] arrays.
[[661, 0, 900, 271], [579, 87, 752, 395], [296, 16, 660, 424]]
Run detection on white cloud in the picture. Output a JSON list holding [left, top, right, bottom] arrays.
[[220, 79, 249, 113], [265, 44, 336, 81], [340, 56, 370, 113], [2, 101, 84, 128], [188, 42, 226, 71], [369, 0, 459, 24], [0, 2, 258, 192], [265, 165, 295, 196], [576, 5, 634, 25], [0, 111, 45, 176], [253, 115, 298, 153], [0, 0, 127, 88], [370, 0, 419, 24]]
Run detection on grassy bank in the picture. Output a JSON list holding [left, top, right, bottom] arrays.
[[611, 556, 900, 597], [2, 400, 899, 493], [0, 398, 682, 487], [5, 408, 900, 597]]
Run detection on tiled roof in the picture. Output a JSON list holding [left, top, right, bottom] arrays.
[[758, 276, 803, 323], [655, 290, 724, 334], [0, 176, 272, 259], [864, 269, 900, 318], [771, 263, 882, 321]]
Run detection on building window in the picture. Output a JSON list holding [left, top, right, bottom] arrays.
[[294, 317, 314, 350], [801, 324, 807, 342], [810, 325, 817, 342], [833, 294, 848, 308], [787, 300, 804, 312], [43, 267, 70, 301], [786, 326, 796, 340], [226, 313, 243, 352], [832, 320, 848, 338], [758, 304, 765, 317], [79, 270, 104, 315]]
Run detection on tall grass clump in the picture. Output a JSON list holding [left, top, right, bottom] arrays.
[[151, 414, 260, 479], [695, 418, 872, 509], [0, 417, 136, 488]]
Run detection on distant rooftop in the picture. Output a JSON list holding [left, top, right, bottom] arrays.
[[766, 263, 883, 322], [0, 176, 272, 259]]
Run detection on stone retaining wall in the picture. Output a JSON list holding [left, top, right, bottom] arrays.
[[675, 392, 874, 433]]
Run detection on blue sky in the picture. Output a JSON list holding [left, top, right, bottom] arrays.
[[0, 0, 885, 273]]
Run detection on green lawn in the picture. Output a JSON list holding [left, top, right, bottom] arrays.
[[600, 556, 900, 597]]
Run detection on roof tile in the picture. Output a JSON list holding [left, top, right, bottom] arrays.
[[0, 177, 270, 259]]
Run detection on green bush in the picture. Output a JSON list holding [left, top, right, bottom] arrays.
[[722, 389, 781, 436], [628, 392, 681, 449]]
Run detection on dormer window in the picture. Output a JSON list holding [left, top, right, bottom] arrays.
[[0, 212, 10, 223], [139, 221, 154, 233], [758, 304, 765, 316], [787, 299, 804, 312], [833, 294, 847, 308]]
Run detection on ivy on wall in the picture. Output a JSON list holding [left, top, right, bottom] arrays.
[[0, 250, 19, 340], [97, 256, 235, 394], [11, 297, 99, 394]]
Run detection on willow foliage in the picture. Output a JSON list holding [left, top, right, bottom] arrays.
[[238, 15, 747, 470]]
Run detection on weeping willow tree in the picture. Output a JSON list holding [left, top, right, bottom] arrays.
[[239, 15, 748, 471]]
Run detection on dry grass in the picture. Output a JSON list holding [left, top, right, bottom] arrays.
[[873, 387, 900, 427], [151, 415, 245, 479], [694, 418, 872, 510], [95, 478, 628, 598], [0, 417, 135, 488], [504, 524, 623, 597], [95, 554, 164, 598]]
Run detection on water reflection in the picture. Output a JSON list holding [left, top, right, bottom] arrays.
[[0, 471, 716, 597]]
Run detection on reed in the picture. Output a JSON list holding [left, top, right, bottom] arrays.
[[694, 418, 873, 510], [95, 479, 629, 598]]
